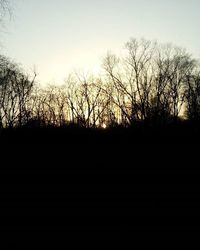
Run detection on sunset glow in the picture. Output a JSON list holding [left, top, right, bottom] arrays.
[[2, 0, 200, 85]]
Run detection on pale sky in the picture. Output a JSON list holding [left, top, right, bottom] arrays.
[[1, 0, 200, 84]]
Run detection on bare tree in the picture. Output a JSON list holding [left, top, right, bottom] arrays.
[[103, 39, 157, 124], [103, 39, 197, 125], [0, 55, 36, 128], [185, 69, 200, 121], [163, 47, 195, 119], [65, 74, 109, 128], [0, 37, 198, 130]]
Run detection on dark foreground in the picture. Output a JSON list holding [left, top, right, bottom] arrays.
[[1, 121, 200, 144], [1, 123, 200, 248]]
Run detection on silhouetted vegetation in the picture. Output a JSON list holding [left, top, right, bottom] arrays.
[[1, 38, 200, 143]]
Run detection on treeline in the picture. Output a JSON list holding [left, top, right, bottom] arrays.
[[1, 38, 200, 129]]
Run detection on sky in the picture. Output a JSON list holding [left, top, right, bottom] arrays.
[[1, 0, 200, 85]]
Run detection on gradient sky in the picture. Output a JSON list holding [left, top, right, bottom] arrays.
[[1, 0, 200, 84]]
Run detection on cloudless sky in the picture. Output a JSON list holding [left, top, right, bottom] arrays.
[[1, 0, 200, 84]]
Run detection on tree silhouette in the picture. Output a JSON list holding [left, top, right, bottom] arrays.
[[185, 72, 200, 121], [0, 38, 200, 134], [0, 56, 36, 128]]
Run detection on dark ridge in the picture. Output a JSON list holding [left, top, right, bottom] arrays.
[[0, 120, 200, 144]]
